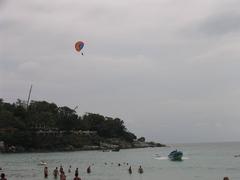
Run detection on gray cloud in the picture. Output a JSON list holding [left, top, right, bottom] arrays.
[[194, 12, 240, 36], [1, 0, 240, 143]]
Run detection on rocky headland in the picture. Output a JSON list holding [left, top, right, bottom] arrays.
[[0, 99, 165, 153]]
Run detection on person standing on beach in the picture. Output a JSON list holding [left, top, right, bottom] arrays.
[[44, 166, 48, 178], [0, 173, 7, 180]]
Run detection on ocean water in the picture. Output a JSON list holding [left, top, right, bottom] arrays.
[[0, 142, 240, 180]]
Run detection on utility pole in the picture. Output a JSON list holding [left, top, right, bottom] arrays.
[[73, 105, 79, 111], [26, 84, 32, 110]]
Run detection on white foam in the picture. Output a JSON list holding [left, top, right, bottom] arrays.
[[155, 157, 168, 160], [154, 157, 189, 160]]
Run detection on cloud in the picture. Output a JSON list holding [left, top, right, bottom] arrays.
[[1, 0, 240, 143], [194, 12, 240, 37]]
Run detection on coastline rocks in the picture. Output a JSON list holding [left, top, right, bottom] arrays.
[[1, 134, 165, 153], [82, 145, 100, 150], [64, 145, 74, 151], [132, 140, 165, 148], [0, 141, 4, 152], [99, 142, 119, 149], [133, 141, 149, 148]]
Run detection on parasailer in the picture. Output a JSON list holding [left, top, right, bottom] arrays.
[[75, 41, 84, 55]]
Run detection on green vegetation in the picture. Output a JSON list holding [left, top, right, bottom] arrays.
[[0, 98, 137, 152]]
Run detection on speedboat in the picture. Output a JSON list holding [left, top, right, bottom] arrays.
[[168, 150, 183, 161]]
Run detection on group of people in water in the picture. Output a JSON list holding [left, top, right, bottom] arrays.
[[128, 165, 143, 174], [0, 165, 230, 180], [44, 165, 92, 180], [42, 162, 144, 180]]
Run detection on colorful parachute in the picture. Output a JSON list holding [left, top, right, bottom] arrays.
[[75, 41, 84, 52]]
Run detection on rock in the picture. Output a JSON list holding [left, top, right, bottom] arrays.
[[82, 145, 100, 150], [138, 137, 145, 142], [64, 145, 74, 151], [99, 142, 118, 149]]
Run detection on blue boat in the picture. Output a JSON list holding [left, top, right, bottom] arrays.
[[168, 150, 183, 161]]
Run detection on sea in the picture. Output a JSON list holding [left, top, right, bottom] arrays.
[[0, 142, 240, 180]]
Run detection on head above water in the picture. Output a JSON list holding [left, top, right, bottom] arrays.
[[1, 173, 5, 178], [223, 177, 229, 180]]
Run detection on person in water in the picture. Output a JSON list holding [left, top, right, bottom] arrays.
[[74, 174, 81, 180], [75, 168, 79, 177], [87, 166, 91, 174], [0, 173, 7, 180], [60, 165, 63, 174], [53, 167, 59, 178], [128, 166, 132, 174], [223, 177, 229, 180], [44, 166, 48, 178], [68, 165, 71, 173], [60, 171, 66, 180], [138, 166, 143, 174]]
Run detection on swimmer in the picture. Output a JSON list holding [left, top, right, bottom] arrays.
[[44, 166, 48, 178], [53, 167, 58, 178], [60, 171, 66, 180], [223, 177, 229, 180], [60, 165, 63, 174], [75, 168, 79, 177], [87, 166, 91, 174], [68, 165, 71, 173], [74, 174, 81, 180], [128, 166, 132, 174], [138, 166, 143, 174]]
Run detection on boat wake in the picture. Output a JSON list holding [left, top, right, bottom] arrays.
[[154, 157, 189, 160], [155, 157, 168, 160]]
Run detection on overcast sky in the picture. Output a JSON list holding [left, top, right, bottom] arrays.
[[1, 0, 240, 143]]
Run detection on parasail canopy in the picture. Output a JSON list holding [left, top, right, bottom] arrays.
[[75, 41, 84, 52]]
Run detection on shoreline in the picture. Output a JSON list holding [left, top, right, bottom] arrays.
[[0, 140, 166, 154]]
